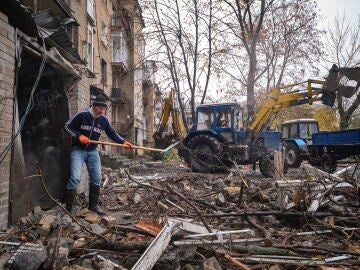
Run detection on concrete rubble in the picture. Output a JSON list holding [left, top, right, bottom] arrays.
[[0, 159, 359, 269]]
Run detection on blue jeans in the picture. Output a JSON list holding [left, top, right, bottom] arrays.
[[66, 147, 101, 190]]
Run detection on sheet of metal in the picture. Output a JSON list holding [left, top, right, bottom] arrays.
[[169, 217, 212, 234], [131, 220, 180, 270], [184, 229, 255, 238], [173, 238, 264, 246]]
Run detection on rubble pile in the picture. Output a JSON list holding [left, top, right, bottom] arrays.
[[0, 160, 359, 269]]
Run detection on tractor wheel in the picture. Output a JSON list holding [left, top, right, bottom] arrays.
[[321, 153, 337, 173], [284, 142, 302, 168], [187, 135, 226, 173], [259, 156, 288, 178]]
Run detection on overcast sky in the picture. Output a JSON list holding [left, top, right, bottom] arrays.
[[315, 0, 360, 28]]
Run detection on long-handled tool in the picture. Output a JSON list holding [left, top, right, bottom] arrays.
[[89, 140, 180, 153]]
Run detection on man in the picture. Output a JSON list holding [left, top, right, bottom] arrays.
[[64, 94, 132, 215]]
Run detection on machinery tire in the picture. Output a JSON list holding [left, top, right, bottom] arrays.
[[321, 153, 337, 173], [187, 135, 225, 173], [284, 142, 302, 168], [259, 156, 288, 178]]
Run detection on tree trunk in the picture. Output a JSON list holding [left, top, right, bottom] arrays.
[[339, 114, 351, 130], [247, 51, 257, 118]]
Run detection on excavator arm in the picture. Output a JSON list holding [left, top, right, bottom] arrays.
[[153, 88, 187, 148], [248, 65, 360, 134], [248, 80, 325, 133]]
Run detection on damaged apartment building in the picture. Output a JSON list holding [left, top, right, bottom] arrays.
[[0, 0, 160, 231]]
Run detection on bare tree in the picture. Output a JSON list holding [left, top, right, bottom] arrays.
[[220, 0, 322, 117], [143, 0, 220, 125], [322, 14, 360, 129], [222, 0, 271, 117]]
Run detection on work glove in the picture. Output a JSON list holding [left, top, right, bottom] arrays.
[[79, 135, 90, 144], [124, 141, 133, 149]]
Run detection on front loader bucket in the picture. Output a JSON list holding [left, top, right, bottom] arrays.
[[322, 64, 360, 103]]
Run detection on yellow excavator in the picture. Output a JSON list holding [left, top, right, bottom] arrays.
[[153, 88, 188, 149], [248, 64, 359, 134]]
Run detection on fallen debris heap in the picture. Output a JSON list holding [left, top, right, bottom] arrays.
[[0, 160, 359, 269]]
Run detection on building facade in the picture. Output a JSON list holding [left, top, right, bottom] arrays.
[[0, 0, 158, 230]]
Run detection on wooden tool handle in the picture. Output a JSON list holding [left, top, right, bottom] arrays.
[[89, 140, 164, 152]]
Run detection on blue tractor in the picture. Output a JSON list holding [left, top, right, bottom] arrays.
[[176, 65, 359, 176], [180, 103, 282, 177], [282, 119, 319, 167]]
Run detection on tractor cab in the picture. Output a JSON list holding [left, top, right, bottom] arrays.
[[282, 119, 319, 141], [193, 103, 245, 144]]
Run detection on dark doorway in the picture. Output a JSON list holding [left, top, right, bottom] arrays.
[[15, 51, 71, 208]]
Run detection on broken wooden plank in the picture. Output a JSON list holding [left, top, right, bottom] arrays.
[[36, 215, 56, 236], [274, 150, 285, 181], [157, 201, 169, 210], [223, 254, 251, 270], [101, 216, 117, 226], [135, 221, 162, 237], [84, 213, 100, 224]]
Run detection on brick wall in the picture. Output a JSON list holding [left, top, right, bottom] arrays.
[[0, 11, 15, 230]]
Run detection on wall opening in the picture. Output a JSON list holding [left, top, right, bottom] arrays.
[[15, 51, 71, 209]]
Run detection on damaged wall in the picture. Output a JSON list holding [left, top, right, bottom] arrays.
[[0, 11, 15, 230]]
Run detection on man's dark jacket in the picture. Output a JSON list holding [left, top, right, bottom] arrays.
[[65, 109, 125, 151]]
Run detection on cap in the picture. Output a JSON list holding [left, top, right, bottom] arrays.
[[92, 94, 107, 108]]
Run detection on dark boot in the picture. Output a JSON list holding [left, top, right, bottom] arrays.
[[66, 189, 77, 214], [89, 184, 106, 215]]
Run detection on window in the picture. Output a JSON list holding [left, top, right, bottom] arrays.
[[290, 124, 298, 138], [101, 59, 107, 84], [299, 123, 319, 139], [65, 25, 74, 44], [282, 125, 290, 139], [86, 23, 94, 71], [112, 31, 128, 65], [87, 0, 95, 22], [216, 109, 232, 128], [235, 110, 243, 130], [197, 108, 213, 130], [101, 21, 107, 45]]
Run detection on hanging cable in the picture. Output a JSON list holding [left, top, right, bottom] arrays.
[[0, 35, 47, 164]]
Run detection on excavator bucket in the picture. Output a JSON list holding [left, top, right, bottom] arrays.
[[321, 64, 360, 106]]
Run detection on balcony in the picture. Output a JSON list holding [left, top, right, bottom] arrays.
[[143, 61, 156, 86], [111, 8, 131, 33], [112, 31, 128, 69], [111, 122, 128, 136], [111, 88, 127, 103]]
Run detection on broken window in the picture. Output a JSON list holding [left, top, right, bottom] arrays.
[[101, 21, 108, 46], [101, 59, 107, 85], [87, 0, 95, 23], [112, 31, 128, 65], [86, 22, 94, 71]]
